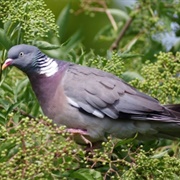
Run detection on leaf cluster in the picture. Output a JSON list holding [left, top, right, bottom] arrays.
[[0, 51, 180, 179], [131, 52, 180, 104], [87, 52, 125, 76], [0, 0, 58, 47], [0, 69, 40, 124], [0, 114, 180, 180]]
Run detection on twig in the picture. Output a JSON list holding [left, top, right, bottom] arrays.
[[110, 17, 134, 51], [75, 0, 117, 30], [0, 104, 36, 119], [105, 9, 118, 31], [15, 108, 36, 119], [86, 7, 118, 30]]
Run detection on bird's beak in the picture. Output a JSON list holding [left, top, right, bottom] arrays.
[[2, 58, 13, 70]]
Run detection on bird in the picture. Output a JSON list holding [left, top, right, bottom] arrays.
[[2, 44, 180, 145]]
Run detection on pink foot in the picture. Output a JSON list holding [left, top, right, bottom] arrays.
[[66, 128, 92, 147], [66, 128, 88, 135]]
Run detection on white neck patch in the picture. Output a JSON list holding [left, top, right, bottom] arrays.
[[38, 57, 58, 77]]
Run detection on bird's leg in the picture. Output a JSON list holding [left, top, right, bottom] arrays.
[[66, 128, 92, 147], [80, 134, 92, 147], [66, 128, 88, 135]]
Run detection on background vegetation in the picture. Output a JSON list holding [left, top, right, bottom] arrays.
[[0, 0, 180, 179]]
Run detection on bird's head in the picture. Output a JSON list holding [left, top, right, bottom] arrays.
[[2, 44, 46, 74], [3, 44, 60, 77]]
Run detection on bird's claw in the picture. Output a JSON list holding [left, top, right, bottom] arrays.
[[66, 128, 92, 147]]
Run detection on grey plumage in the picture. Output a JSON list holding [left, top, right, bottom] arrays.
[[2, 44, 180, 144]]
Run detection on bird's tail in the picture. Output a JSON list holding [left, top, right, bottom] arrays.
[[164, 104, 180, 118], [153, 104, 180, 139], [135, 104, 180, 140]]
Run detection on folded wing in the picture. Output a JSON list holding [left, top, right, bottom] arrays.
[[63, 64, 179, 123]]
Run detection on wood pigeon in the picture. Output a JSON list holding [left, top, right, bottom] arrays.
[[2, 44, 180, 145]]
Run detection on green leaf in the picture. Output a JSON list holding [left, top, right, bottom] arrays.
[[94, 24, 116, 41], [61, 30, 82, 53], [6, 102, 20, 115], [56, 4, 70, 41], [0, 99, 11, 111], [71, 169, 103, 180], [108, 8, 129, 20], [33, 41, 59, 50], [122, 71, 144, 82], [0, 139, 18, 162], [15, 78, 29, 95], [1, 83, 13, 94], [150, 150, 169, 159], [30, 101, 40, 116], [0, 28, 12, 49], [115, 135, 138, 148], [3, 20, 12, 33]]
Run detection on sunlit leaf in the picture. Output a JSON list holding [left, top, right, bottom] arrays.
[[56, 4, 70, 41], [33, 41, 59, 50], [122, 71, 144, 82], [71, 169, 103, 180], [61, 30, 82, 53], [108, 8, 129, 20]]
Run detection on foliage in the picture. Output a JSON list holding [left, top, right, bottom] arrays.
[[0, 0, 180, 179], [76, 0, 180, 58], [131, 52, 180, 104], [0, 68, 40, 124], [0, 113, 180, 180], [123, 147, 180, 179], [87, 52, 125, 76], [0, 0, 58, 45]]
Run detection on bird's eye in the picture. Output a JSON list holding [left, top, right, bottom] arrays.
[[19, 52, 24, 57]]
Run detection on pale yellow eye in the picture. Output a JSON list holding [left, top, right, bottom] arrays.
[[19, 52, 24, 57]]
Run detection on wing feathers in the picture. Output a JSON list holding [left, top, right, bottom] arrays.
[[115, 93, 164, 114], [101, 106, 119, 119], [85, 92, 107, 108], [64, 64, 177, 122]]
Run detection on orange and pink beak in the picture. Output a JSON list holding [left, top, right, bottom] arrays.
[[2, 58, 13, 70]]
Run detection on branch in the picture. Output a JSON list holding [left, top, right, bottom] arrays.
[[110, 17, 134, 51], [105, 9, 118, 31], [0, 104, 35, 119]]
